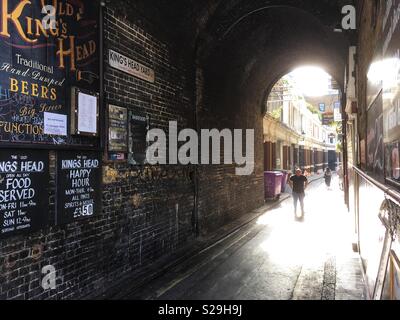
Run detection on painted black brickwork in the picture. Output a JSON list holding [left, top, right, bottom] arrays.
[[0, 5, 195, 300], [0, 0, 272, 299]]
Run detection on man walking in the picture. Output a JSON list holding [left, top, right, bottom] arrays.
[[289, 168, 309, 220], [337, 165, 344, 191]]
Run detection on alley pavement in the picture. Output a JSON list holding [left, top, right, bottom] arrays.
[[121, 175, 366, 300]]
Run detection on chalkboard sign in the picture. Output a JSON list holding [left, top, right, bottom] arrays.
[[0, 0, 100, 146], [128, 112, 149, 165], [56, 151, 101, 225], [0, 150, 50, 238]]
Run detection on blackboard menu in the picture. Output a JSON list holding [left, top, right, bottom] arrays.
[[0, 0, 100, 146], [0, 150, 49, 238], [128, 112, 149, 165], [56, 151, 101, 225]]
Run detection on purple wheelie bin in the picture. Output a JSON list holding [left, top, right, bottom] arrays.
[[280, 171, 289, 193], [264, 171, 283, 200]]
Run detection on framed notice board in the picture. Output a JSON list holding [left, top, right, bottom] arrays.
[[70, 87, 100, 137], [0, 150, 50, 238], [108, 104, 128, 152], [56, 151, 102, 225]]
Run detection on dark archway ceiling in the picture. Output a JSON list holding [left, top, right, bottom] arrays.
[[110, 0, 354, 111], [112, 1, 354, 45], [194, 1, 352, 88], [199, 4, 350, 116], [194, 0, 352, 52]]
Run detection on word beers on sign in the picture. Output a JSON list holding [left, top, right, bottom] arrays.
[[10, 78, 57, 100]]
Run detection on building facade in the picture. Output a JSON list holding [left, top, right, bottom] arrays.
[[264, 77, 339, 175]]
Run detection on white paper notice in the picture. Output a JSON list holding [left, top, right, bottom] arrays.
[[44, 112, 67, 136], [78, 92, 98, 134]]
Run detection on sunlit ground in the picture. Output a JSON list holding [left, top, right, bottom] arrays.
[[257, 176, 355, 267], [145, 175, 364, 301]]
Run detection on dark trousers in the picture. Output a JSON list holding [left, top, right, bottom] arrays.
[[325, 177, 332, 187]]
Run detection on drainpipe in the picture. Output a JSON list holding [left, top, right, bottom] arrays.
[[193, 55, 200, 238], [99, 0, 105, 151], [341, 93, 350, 209]]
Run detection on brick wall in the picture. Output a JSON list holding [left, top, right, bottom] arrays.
[[0, 4, 196, 300], [195, 38, 265, 236], [0, 1, 350, 300]]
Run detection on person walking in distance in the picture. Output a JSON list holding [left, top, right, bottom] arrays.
[[337, 165, 344, 191], [324, 167, 332, 190], [289, 168, 309, 220]]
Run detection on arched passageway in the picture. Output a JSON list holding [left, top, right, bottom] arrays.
[[0, 0, 363, 300], [193, 3, 349, 234], [262, 67, 342, 178]]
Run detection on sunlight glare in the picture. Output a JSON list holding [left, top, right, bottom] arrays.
[[289, 66, 335, 97], [258, 177, 354, 266]]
